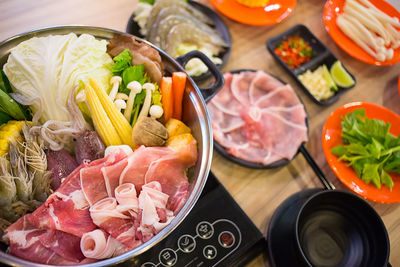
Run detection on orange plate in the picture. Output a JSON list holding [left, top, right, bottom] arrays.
[[322, 102, 400, 203], [323, 0, 400, 66], [208, 0, 296, 26]]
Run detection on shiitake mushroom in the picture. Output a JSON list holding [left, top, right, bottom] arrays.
[[132, 116, 168, 147]]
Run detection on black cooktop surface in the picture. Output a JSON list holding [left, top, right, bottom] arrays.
[[121, 172, 266, 267]]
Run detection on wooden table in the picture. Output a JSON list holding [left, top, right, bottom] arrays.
[[0, 0, 399, 266]]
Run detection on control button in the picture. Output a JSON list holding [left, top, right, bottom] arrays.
[[203, 245, 217, 260], [141, 263, 156, 267], [178, 235, 196, 253], [159, 248, 177, 266], [218, 231, 235, 248], [196, 221, 214, 239]]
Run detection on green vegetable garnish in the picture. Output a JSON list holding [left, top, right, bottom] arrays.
[[110, 49, 162, 126], [111, 49, 133, 73], [0, 71, 30, 120], [331, 108, 400, 190]]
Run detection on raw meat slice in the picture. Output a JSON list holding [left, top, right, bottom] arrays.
[[102, 158, 129, 197], [248, 70, 284, 104], [5, 216, 85, 265], [90, 197, 139, 249], [120, 145, 195, 208], [81, 148, 130, 206], [81, 229, 127, 259], [119, 146, 171, 192], [29, 166, 97, 237], [230, 71, 256, 105], [208, 70, 308, 165], [115, 183, 139, 218], [38, 229, 85, 263]]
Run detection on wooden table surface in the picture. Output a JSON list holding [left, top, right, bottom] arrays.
[[1, 0, 400, 266]]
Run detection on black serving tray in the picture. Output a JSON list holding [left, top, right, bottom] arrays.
[[266, 24, 356, 105], [212, 69, 309, 169], [126, 0, 232, 83]]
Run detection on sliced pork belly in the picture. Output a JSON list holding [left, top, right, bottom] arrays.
[[81, 229, 127, 259], [115, 183, 139, 218], [208, 70, 308, 165], [90, 197, 140, 249]]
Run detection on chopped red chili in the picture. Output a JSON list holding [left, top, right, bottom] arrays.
[[274, 36, 316, 69]]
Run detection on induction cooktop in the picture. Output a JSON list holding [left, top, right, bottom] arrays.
[[119, 172, 267, 267]]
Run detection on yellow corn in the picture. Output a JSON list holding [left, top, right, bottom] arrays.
[[85, 84, 123, 147], [89, 78, 135, 148], [0, 120, 28, 156]]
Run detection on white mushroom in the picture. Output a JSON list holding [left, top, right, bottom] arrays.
[[114, 99, 127, 112], [138, 83, 156, 119], [115, 93, 129, 101], [109, 76, 122, 102], [124, 81, 142, 122], [149, 105, 164, 119]]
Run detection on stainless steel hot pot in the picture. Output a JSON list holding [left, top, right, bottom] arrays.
[[0, 26, 224, 267]]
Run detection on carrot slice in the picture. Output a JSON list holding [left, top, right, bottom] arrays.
[[172, 72, 187, 120], [160, 77, 173, 122]]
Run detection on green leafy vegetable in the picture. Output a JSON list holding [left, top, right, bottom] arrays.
[[0, 70, 30, 120], [122, 65, 148, 88], [331, 108, 400, 190], [111, 49, 132, 74], [4, 33, 113, 123], [0, 111, 11, 125], [0, 70, 12, 94], [110, 50, 162, 126]]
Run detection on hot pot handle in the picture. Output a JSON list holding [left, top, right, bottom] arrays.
[[176, 50, 224, 103]]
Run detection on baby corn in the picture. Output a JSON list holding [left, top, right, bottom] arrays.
[[85, 84, 123, 147], [89, 78, 135, 148]]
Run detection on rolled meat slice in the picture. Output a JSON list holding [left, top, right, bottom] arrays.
[[89, 198, 138, 249], [138, 182, 174, 229], [80, 229, 124, 259], [90, 197, 130, 225], [140, 181, 169, 209], [115, 183, 139, 218]]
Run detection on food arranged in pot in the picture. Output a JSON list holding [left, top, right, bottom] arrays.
[[134, 0, 229, 76], [0, 32, 199, 265], [207, 70, 308, 165]]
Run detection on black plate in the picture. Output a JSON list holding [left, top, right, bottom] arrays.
[[266, 24, 356, 105], [126, 0, 232, 83], [266, 188, 323, 267], [211, 69, 309, 169]]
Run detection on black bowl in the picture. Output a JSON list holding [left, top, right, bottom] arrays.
[[267, 189, 390, 267]]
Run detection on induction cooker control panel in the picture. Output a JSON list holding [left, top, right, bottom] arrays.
[[141, 219, 241, 267]]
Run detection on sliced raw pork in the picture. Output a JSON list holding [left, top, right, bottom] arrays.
[[208, 70, 308, 165], [4, 216, 85, 265]]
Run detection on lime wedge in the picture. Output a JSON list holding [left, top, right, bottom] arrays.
[[330, 61, 355, 88], [322, 64, 338, 92]]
